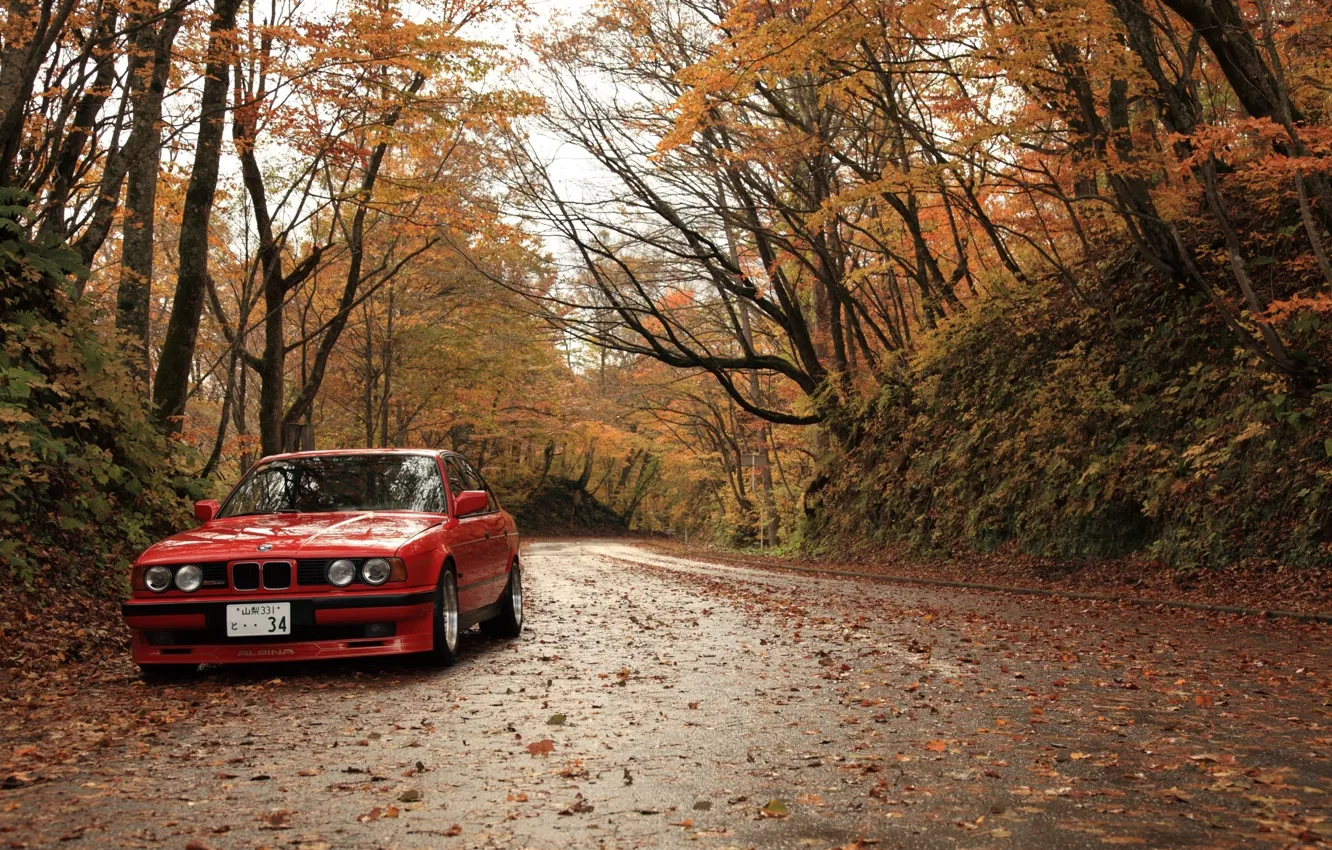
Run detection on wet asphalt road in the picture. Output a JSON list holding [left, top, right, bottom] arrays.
[[5, 540, 1332, 849]]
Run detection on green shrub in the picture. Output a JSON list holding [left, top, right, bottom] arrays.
[[0, 191, 195, 592]]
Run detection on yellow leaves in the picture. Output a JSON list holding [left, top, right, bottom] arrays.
[[1264, 293, 1332, 322], [1230, 420, 1268, 444]]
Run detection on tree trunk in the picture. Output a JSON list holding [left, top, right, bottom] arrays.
[[151, 0, 240, 429], [44, 6, 119, 238], [0, 0, 80, 186], [116, 7, 183, 384], [1156, 0, 1288, 122], [718, 198, 780, 547], [380, 286, 393, 447]]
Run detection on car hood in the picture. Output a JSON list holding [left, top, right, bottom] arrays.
[[137, 512, 442, 564]]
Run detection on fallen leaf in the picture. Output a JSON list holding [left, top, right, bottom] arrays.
[[260, 809, 292, 829], [559, 794, 595, 815]]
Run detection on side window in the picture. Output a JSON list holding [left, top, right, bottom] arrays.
[[460, 459, 498, 512], [444, 459, 467, 507]]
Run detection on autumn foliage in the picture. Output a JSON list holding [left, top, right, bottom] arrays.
[[2, 0, 1332, 584], [506, 0, 1332, 564]]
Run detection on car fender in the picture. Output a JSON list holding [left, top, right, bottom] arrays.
[[394, 521, 449, 587]]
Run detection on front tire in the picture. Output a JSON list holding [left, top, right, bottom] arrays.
[[482, 562, 523, 639], [425, 567, 461, 666]]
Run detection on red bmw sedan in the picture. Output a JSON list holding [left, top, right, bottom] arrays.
[[121, 449, 522, 678]]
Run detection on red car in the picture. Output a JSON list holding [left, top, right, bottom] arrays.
[[121, 449, 522, 678]]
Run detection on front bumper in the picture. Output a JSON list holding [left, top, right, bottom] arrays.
[[122, 591, 435, 665]]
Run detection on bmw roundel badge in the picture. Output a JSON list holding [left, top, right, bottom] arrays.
[[258, 543, 273, 551]]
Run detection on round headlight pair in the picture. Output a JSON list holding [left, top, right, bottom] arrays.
[[325, 558, 391, 587], [144, 564, 203, 593]]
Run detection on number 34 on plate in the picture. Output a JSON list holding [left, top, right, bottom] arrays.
[[226, 602, 292, 637]]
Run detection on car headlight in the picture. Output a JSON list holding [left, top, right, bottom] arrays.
[[362, 558, 391, 586], [144, 565, 173, 593], [174, 564, 203, 592], [327, 559, 356, 587]]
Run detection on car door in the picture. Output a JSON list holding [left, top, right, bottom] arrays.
[[458, 458, 509, 604], [443, 457, 489, 612]]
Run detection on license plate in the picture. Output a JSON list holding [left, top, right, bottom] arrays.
[[226, 602, 291, 637]]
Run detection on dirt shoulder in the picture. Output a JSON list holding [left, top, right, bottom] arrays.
[[0, 581, 141, 793], [643, 538, 1332, 618]]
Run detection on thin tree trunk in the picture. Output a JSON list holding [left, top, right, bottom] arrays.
[[716, 179, 779, 544], [280, 73, 425, 431], [116, 7, 183, 384], [380, 285, 393, 447], [0, 0, 81, 185], [44, 6, 119, 237], [1198, 159, 1297, 374], [152, 0, 241, 429]]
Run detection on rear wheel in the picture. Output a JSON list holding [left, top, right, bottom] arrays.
[[482, 562, 523, 639], [425, 567, 461, 666], [138, 663, 199, 683]]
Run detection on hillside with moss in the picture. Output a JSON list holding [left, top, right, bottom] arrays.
[[804, 270, 1332, 570]]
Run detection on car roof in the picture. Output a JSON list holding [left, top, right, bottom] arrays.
[[260, 448, 463, 463]]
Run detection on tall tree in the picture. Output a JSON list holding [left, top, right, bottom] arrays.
[[116, 1, 185, 380], [152, 0, 241, 428]]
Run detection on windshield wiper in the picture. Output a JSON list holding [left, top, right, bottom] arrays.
[[225, 508, 302, 517]]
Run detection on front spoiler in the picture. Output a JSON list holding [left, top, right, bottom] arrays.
[[123, 591, 436, 665], [130, 632, 435, 664]]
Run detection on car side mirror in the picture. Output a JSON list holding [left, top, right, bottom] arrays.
[[454, 490, 489, 517], [194, 499, 219, 523]]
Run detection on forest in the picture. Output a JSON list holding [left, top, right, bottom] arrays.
[[1, 0, 1330, 592]]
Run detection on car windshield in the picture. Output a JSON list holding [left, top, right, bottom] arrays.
[[219, 455, 446, 517]]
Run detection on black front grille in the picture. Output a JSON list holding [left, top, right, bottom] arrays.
[[263, 562, 292, 589], [199, 563, 228, 588], [233, 562, 260, 591], [297, 559, 329, 585], [297, 558, 366, 586]]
